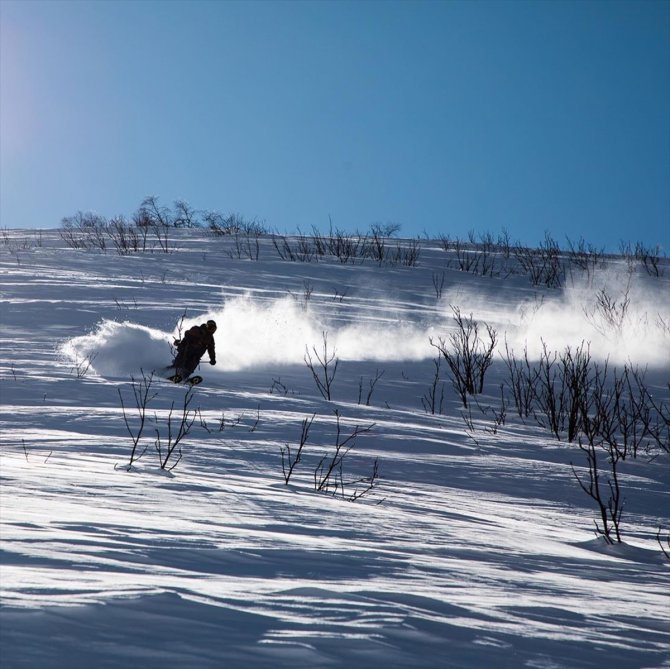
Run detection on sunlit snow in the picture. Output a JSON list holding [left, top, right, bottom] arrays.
[[1, 229, 668, 668]]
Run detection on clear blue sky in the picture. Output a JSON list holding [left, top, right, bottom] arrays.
[[1, 0, 668, 250]]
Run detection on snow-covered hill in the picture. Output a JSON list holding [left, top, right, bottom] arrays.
[[1, 228, 668, 668]]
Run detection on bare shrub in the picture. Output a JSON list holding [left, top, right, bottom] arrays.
[[270, 377, 293, 396], [439, 233, 497, 276], [154, 385, 197, 471], [438, 234, 453, 252], [390, 238, 421, 267], [230, 228, 261, 260], [365, 229, 387, 265], [620, 241, 665, 277], [371, 222, 401, 237], [346, 458, 381, 502], [60, 211, 108, 250], [513, 233, 564, 288], [566, 236, 604, 279], [634, 243, 664, 278], [173, 200, 199, 228], [421, 356, 446, 415], [571, 360, 635, 543], [501, 341, 538, 419], [572, 436, 624, 544], [305, 332, 339, 401], [314, 410, 377, 500], [584, 279, 632, 339], [272, 234, 298, 261], [135, 196, 171, 252], [560, 343, 593, 442], [530, 341, 592, 441], [497, 338, 667, 542], [273, 226, 417, 267], [583, 363, 642, 460], [281, 413, 315, 484], [272, 233, 319, 262], [453, 238, 481, 274], [132, 209, 152, 251], [295, 234, 317, 262], [329, 228, 366, 264], [431, 307, 497, 407], [117, 371, 200, 472], [357, 369, 385, 406], [531, 342, 565, 439], [497, 228, 512, 258], [138, 195, 172, 227], [71, 351, 98, 379], [625, 372, 670, 456], [490, 384, 507, 433], [301, 280, 314, 305], [153, 221, 171, 253], [502, 340, 661, 455], [117, 371, 157, 470], [310, 226, 329, 257], [432, 271, 446, 299], [204, 211, 240, 236], [108, 216, 140, 255]]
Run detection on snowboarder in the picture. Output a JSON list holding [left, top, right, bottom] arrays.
[[168, 319, 217, 383]]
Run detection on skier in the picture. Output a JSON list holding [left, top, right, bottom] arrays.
[[168, 319, 217, 383]]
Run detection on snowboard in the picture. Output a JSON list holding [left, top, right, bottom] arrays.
[[166, 372, 203, 386]]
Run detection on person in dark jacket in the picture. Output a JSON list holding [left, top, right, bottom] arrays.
[[169, 319, 217, 382]]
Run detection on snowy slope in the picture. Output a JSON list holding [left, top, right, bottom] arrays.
[[1, 229, 668, 669]]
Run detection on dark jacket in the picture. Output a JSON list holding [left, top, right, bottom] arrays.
[[177, 324, 216, 363]]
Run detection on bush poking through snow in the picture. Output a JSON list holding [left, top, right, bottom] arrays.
[[566, 236, 605, 280], [531, 341, 592, 442], [571, 435, 624, 544], [584, 279, 633, 339], [357, 369, 385, 406], [60, 202, 178, 255], [70, 351, 98, 379], [154, 386, 197, 471], [117, 370, 157, 470], [501, 340, 538, 418], [431, 307, 497, 407], [281, 413, 315, 485], [304, 332, 339, 401], [620, 241, 665, 278], [279, 412, 379, 501], [313, 410, 377, 501], [421, 356, 446, 415], [513, 233, 565, 288], [498, 340, 667, 457], [432, 270, 446, 299], [117, 371, 198, 472], [472, 338, 669, 543]]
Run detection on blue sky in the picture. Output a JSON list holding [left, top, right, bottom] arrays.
[[1, 0, 668, 250]]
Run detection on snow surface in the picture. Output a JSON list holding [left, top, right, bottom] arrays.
[[1, 229, 669, 668]]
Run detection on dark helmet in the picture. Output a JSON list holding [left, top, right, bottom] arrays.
[[206, 319, 217, 333]]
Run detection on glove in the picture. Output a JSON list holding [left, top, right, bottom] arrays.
[[209, 359, 216, 366]]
